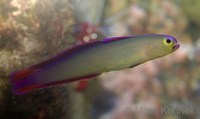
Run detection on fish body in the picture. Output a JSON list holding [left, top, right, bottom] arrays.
[[10, 34, 179, 94]]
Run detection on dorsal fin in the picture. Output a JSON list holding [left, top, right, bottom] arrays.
[[30, 36, 133, 69], [31, 40, 102, 69], [103, 36, 133, 43]]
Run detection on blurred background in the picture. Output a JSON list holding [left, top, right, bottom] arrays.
[[0, 0, 200, 119]]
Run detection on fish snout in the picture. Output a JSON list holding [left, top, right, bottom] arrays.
[[172, 43, 180, 51]]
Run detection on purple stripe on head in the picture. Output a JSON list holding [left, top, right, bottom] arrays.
[[163, 35, 177, 43], [128, 34, 178, 43]]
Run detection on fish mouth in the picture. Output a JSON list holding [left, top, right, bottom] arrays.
[[172, 44, 180, 51]]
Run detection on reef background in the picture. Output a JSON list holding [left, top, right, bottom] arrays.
[[0, 0, 74, 118]]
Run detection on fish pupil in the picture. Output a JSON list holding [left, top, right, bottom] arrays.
[[166, 39, 171, 43]]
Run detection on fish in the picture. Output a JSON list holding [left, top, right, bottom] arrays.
[[10, 34, 180, 95]]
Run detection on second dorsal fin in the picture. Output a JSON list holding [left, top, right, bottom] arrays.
[[103, 36, 133, 43], [31, 41, 102, 69]]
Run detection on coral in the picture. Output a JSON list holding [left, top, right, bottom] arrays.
[[0, 0, 74, 118]]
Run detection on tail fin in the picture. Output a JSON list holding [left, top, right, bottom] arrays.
[[10, 68, 41, 95]]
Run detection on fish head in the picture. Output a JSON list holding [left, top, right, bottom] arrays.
[[163, 35, 180, 52], [162, 35, 180, 53], [145, 35, 180, 59]]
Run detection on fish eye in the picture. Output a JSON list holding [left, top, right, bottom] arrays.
[[163, 38, 173, 46], [166, 39, 171, 44]]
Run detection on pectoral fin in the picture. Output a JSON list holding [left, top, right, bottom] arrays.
[[129, 63, 140, 68]]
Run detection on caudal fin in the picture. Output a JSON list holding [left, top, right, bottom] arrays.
[[10, 68, 41, 95]]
